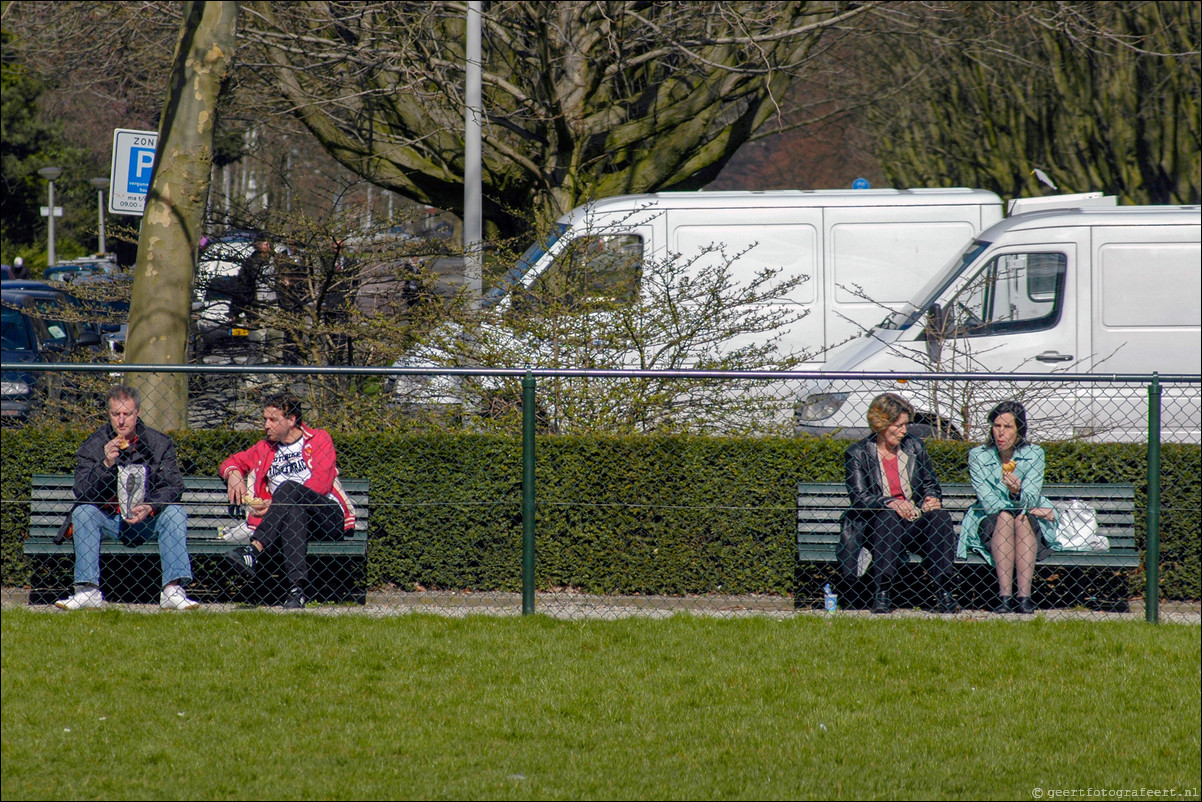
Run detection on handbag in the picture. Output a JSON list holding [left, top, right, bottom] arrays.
[[52, 505, 77, 544], [1052, 499, 1108, 552]]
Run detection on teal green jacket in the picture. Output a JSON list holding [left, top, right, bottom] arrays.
[[959, 443, 1059, 561]]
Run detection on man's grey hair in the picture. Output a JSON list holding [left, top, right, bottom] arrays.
[[107, 385, 141, 409]]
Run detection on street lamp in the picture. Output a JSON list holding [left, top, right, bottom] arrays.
[[38, 166, 64, 267], [90, 177, 110, 255]]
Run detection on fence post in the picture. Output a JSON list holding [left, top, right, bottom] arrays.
[[522, 369, 536, 615], [1145, 373, 1161, 624]]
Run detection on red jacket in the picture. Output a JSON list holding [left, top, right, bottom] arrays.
[[218, 425, 355, 531]]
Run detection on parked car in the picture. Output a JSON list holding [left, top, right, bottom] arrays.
[[0, 283, 103, 350], [1, 301, 56, 420], [71, 272, 133, 334], [42, 254, 119, 284], [193, 232, 285, 363], [1, 287, 112, 421]]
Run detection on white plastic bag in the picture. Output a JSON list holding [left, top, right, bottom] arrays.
[[218, 520, 255, 545], [218, 468, 257, 543], [1052, 499, 1109, 551], [117, 464, 147, 519]]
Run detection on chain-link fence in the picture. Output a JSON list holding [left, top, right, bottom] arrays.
[[2, 363, 1198, 623]]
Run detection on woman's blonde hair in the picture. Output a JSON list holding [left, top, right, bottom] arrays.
[[866, 393, 914, 434]]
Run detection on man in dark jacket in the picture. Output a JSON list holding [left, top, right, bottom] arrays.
[[56, 386, 199, 610]]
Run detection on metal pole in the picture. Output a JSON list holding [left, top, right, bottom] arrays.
[[522, 370, 536, 615], [464, 0, 483, 307], [97, 189, 107, 255], [39, 166, 63, 267], [91, 177, 110, 255], [46, 179, 58, 267], [1145, 373, 1161, 623]]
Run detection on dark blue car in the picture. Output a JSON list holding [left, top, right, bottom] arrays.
[[1, 288, 107, 422], [1, 303, 51, 420], [0, 283, 103, 349]]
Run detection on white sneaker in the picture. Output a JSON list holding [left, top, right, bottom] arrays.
[[55, 587, 106, 610], [160, 584, 200, 611]]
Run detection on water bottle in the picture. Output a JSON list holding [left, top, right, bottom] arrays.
[[824, 583, 838, 612]]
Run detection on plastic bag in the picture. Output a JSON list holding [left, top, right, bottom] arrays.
[[117, 464, 147, 519], [1052, 499, 1108, 551], [218, 520, 255, 545]]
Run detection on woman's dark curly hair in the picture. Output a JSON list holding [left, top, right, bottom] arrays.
[[986, 400, 1028, 449]]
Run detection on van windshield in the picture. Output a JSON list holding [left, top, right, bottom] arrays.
[[483, 223, 570, 308], [877, 239, 990, 330]]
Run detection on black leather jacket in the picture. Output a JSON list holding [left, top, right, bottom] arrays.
[[74, 419, 184, 514], [837, 433, 945, 579], [843, 433, 943, 511]]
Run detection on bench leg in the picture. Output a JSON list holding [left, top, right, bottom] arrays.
[[1088, 569, 1132, 613], [28, 555, 72, 606], [310, 555, 367, 605]]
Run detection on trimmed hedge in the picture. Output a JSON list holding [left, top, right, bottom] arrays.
[[2, 427, 1198, 599]]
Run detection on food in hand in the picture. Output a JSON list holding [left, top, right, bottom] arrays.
[[1002, 460, 1017, 473], [117, 437, 130, 450], [243, 493, 263, 506]]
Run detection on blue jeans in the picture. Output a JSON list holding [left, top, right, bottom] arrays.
[[72, 504, 193, 588]]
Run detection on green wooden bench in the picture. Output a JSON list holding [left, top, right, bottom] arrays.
[[796, 482, 1140, 611], [22, 474, 370, 605]]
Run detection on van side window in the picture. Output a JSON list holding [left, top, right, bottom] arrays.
[[951, 252, 1066, 336], [514, 234, 643, 313]]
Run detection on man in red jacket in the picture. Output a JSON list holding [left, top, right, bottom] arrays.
[[220, 394, 355, 608]]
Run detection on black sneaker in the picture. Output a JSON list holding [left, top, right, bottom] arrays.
[[936, 590, 961, 614], [223, 545, 258, 578], [871, 590, 892, 615], [283, 586, 306, 609]]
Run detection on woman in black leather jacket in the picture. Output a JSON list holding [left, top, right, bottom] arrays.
[[841, 393, 960, 614]]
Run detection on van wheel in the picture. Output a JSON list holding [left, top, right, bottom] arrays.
[[908, 420, 962, 441]]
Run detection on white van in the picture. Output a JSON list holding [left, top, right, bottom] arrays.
[[492, 188, 1005, 364], [794, 204, 1202, 442]]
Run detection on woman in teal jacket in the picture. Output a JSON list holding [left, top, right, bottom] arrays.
[[961, 401, 1057, 614]]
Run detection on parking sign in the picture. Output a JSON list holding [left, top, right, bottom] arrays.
[[109, 129, 160, 215]]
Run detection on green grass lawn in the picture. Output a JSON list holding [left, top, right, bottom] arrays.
[[2, 609, 1198, 801]]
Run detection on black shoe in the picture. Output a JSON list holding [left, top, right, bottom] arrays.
[[936, 590, 961, 614], [995, 596, 1013, 614], [283, 586, 306, 610], [1016, 596, 1036, 615], [872, 590, 892, 615], [223, 545, 258, 578]]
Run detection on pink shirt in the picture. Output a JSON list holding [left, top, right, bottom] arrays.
[[882, 456, 905, 501]]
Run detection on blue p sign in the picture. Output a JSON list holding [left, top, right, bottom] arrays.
[[128, 147, 156, 195], [109, 128, 159, 215]]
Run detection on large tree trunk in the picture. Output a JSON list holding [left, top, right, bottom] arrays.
[[126, 1, 238, 430]]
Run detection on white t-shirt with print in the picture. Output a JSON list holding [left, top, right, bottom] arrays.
[[267, 438, 311, 493]]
